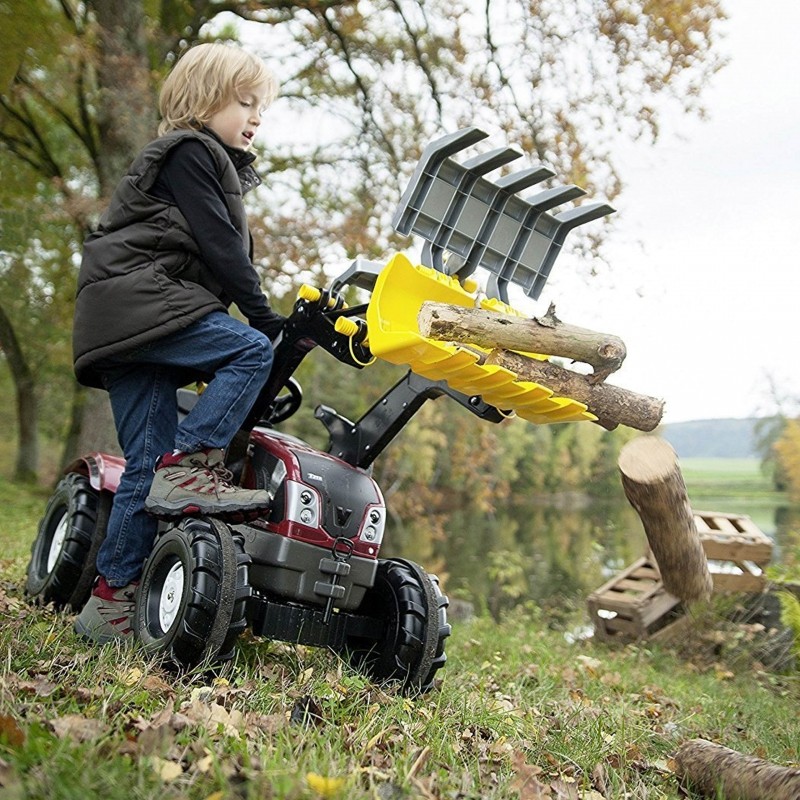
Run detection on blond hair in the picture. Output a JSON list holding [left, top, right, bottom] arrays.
[[158, 43, 278, 136]]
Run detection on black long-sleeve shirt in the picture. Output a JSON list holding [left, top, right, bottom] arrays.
[[151, 139, 283, 338]]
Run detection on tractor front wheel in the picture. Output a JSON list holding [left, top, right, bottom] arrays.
[[347, 558, 451, 693], [134, 517, 250, 669]]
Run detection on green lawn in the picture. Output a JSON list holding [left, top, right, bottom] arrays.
[[679, 457, 778, 501], [0, 476, 798, 799]]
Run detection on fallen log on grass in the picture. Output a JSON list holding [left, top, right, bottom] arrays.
[[418, 301, 626, 382], [618, 436, 713, 603], [674, 738, 800, 800]]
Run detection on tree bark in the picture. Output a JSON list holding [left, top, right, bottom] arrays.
[[88, 0, 157, 193], [60, 386, 121, 471], [418, 301, 627, 382], [618, 436, 713, 603], [0, 302, 38, 482], [674, 738, 800, 800], [484, 349, 664, 432]]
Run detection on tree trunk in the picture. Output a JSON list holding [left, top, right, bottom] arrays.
[[60, 385, 121, 471], [61, 0, 156, 464], [674, 738, 800, 800], [483, 349, 664, 432], [88, 0, 157, 193], [418, 301, 627, 382], [618, 436, 713, 603], [0, 302, 38, 482]]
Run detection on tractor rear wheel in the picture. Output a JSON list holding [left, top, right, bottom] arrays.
[[346, 558, 451, 693], [26, 474, 104, 610], [134, 517, 250, 669]]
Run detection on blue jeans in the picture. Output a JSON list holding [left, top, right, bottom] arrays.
[[96, 312, 274, 586]]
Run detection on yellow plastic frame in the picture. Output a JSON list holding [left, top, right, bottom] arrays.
[[365, 253, 595, 424]]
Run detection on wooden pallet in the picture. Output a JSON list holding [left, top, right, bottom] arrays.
[[694, 510, 772, 593], [588, 511, 773, 642], [587, 556, 682, 642]]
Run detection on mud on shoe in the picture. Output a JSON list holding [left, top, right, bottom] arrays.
[[144, 448, 271, 520], [74, 577, 138, 644]]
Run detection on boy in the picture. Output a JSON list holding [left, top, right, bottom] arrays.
[[72, 43, 284, 642]]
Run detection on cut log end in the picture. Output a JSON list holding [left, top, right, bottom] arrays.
[[618, 436, 679, 483], [618, 436, 713, 604]]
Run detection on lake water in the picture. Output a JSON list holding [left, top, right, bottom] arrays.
[[383, 493, 799, 620]]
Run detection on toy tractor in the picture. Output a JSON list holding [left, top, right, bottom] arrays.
[[25, 128, 612, 693]]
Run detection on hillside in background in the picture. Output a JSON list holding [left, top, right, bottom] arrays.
[[660, 417, 765, 458]]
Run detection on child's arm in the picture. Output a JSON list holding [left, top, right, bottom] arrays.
[[153, 140, 284, 338]]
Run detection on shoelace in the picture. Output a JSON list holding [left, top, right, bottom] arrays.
[[188, 457, 236, 494]]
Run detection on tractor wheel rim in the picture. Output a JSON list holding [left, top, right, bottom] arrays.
[[158, 562, 185, 632], [47, 514, 69, 573]]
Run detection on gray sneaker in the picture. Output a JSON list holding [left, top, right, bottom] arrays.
[[74, 578, 138, 643], [144, 448, 271, 519]]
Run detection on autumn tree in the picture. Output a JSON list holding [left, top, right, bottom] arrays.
[[1, 0, 726, 480], [774, 419, 800, 502]]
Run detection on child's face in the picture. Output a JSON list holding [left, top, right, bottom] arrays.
[[207, 83, 271, 151]]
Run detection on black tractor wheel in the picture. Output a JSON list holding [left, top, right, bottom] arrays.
[[347, 558, 451, 693], [26, 474, 105, 610], [134, 517, 250, 669]]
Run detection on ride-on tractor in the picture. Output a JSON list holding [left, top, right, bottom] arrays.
[[25, 128, 612, 693]]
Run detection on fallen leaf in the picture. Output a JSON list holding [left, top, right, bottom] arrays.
[[121, 667, 144, 686], [136, 723, 175, 755], [195, 753, 214, 774], [190, 686, 214, 704], [575, 656, 602, 676], [306, 772, 345, 797], [17, 677, 58, 697], [50, 714, 107, 742], [509, 751, 551, 799], [142, 674, 173, 693], [181, 699, 244, 738], [150, 756, 183, 782], [246, 711, 285, 735], [0, 755, 22, 790], [0, 715, 25, 748]]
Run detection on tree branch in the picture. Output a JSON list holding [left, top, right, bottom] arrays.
[[16, 75, 93, 155], [387, 0, 442, 119], [317, 7, 399, 166], [0, 97, 59, 178]]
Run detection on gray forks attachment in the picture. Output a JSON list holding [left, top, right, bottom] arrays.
[[391, 126, 614, 303]]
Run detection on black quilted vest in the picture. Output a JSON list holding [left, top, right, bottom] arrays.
[[73, 129, 258, 388]]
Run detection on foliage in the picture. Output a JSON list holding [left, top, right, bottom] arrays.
[[774, 418, 800, 502], [0, 0, 727, 479], [777, 590, 800, 663]]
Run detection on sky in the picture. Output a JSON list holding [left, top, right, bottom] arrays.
[[239, 2, 799, 426], [546, 0, 800, 424]]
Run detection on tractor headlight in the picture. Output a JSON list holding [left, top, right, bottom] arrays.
[[286, 480, 320, 528], [359, 506, 385, 545]]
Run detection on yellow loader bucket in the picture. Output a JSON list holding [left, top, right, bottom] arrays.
[[365, 253, 595, 424]]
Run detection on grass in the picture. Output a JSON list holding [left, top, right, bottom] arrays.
[[1, 476, 799, 799], [680, 457, 776, 500]]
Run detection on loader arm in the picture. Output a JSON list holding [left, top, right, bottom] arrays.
[[238, 126, 615, 465]]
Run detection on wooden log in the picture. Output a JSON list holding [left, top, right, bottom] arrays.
[[418, 301, 627, 382], [674, 738, 800, 800], [618, 437, 712, 603], [484, 349, 664, 432]]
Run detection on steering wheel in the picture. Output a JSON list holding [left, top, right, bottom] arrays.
[[264, 377, 303, 424]]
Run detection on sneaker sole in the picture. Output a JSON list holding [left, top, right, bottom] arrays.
[[144, 497, 270, 521]]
